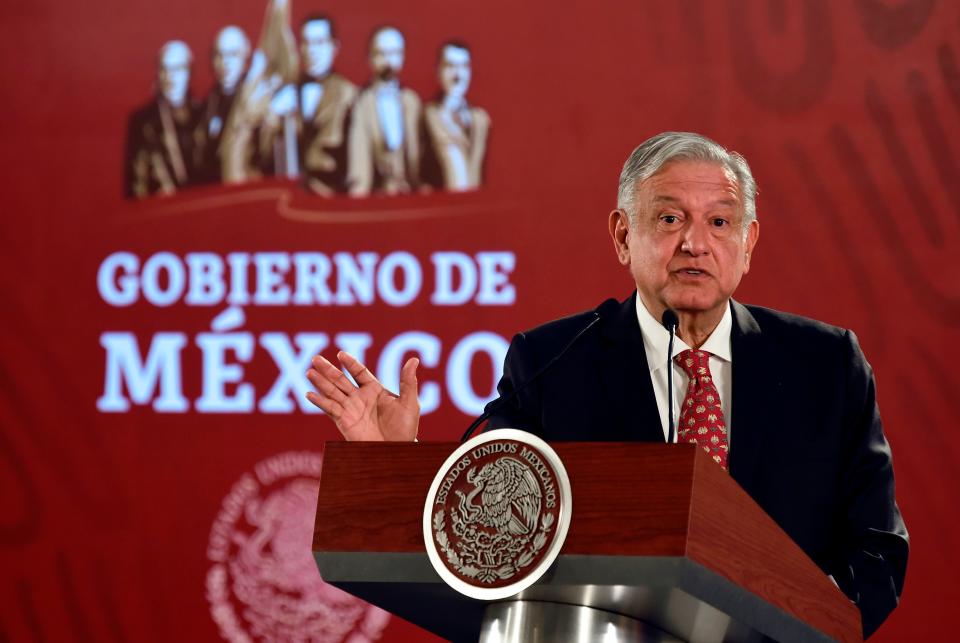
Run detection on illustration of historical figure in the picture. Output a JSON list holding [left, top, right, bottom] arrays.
[[218, 0, 299, 184], [125, 40, 200, 198], [265, 14, 357, 195], [346, 26, 422, 196], [195, 26, 251, 184], [421, 41, 490, 192]]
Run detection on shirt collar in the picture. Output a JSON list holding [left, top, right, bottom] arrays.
[[635, 293, 733, 373], [375, 79, 400, 94]]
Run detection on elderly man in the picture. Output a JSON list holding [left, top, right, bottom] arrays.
[[346, 26, 421, 196], [196, 26, 250, 184], [420, 41, 491, 192], [306, 131, 908, 638], [125, 40, 200, 198]]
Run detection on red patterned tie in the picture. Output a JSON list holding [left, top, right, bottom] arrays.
[[675, 349, 729, 470]]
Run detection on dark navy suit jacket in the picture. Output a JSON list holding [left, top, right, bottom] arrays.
[[485, 294, 908, 638]]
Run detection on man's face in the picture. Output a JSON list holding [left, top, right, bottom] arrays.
[[212, 28, 248, 93], [439, 45, 471, 99], [158, 42, 191, 106], [301, 20, 337, 79], [369, 29, 404, 80], [609, 160, 759, 320]]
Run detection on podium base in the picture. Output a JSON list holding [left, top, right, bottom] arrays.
[[479, 600, 682, 643]]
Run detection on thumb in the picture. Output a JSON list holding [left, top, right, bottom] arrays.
[[398, 357, 420, 407]]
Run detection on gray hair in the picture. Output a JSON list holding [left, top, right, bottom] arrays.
[[617, 131, 757, 231]]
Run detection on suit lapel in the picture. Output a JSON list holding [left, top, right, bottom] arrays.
[[359, 89, 384, 151], [311, 78, 334, 127], [728, 300, 774, 491], [598, 294, 664, 442], [401, 89, 420, 181]]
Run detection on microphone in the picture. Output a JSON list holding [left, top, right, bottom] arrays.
[[661, 309, 679, 444], [460, 298, 620, 442]]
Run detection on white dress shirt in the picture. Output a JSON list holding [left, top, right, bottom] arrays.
[[635, 294, 733, 444], [375, 81, 404, 151], [301, 82, 324, 121]]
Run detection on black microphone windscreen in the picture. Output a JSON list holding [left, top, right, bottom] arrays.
[[595, 298, 620, 319], [661, 309, 679, 330]]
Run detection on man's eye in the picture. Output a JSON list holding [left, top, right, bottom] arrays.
[[711, 219, 728, 227], [661, 215, 679, 224]]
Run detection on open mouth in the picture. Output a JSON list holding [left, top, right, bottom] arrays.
[[673, 269, 711, 281]]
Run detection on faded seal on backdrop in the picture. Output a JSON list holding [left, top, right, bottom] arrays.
[[206, 450, 390, 642], [423, 429, 572, 600]]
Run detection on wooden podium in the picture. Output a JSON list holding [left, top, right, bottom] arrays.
[[313, 442, 862, 642]]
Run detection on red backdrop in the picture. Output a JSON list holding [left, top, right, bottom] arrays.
[[2, 0, 958, 640]]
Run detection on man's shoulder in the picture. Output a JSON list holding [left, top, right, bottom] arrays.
[[518, 307, 599, 343], [738, 302, 853, 351], [515, 295, 632, 347], [326, 73, 358, 101], [470, 105, 491, 127], [126, 100, 164, 140], [353, 83, 377, 106], [128, 100, 160, 125], [504, 306, 603, 372], [400, 86, 422, 109]]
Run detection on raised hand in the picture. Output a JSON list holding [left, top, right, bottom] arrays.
[[305, 351, 420, 441]]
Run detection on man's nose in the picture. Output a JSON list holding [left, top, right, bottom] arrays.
[[680, 220, 710, 255]]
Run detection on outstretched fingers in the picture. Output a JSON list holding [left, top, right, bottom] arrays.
[[338, 351, 380, 387], [305, 360, 350, 419], [311, 354, 360, 396], [306, 364, 348, 404]]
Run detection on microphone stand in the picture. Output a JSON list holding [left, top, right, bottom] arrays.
[[662, 309, 679, 444]]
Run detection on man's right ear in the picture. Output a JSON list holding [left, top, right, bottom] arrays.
[[608, 209, 631, 265]]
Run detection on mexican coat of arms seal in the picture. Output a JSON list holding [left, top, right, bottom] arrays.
[[423, 429, 572, 600]]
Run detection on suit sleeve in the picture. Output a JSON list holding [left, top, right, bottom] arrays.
[[833, 330, 909, 638], [346, 96, 372, 196]]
